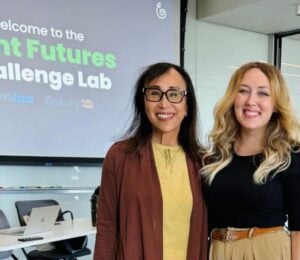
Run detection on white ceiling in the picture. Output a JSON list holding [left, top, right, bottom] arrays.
[[197, 0, 300, 35]]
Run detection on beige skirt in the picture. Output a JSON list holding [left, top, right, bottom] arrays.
[[209, 228, 291, 260]]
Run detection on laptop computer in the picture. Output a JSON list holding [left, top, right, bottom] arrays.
[[0, 205, 60, 236]]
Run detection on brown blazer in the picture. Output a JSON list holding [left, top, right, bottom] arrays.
[[94, 140, 208, 260]]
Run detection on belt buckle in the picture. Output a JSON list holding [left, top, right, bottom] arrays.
[[220, 230, 238, 242]]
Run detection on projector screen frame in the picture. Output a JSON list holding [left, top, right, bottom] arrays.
[[0, 0, 187, 166]]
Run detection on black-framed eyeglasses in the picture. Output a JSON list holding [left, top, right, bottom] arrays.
[[142, 87, 187, 104]]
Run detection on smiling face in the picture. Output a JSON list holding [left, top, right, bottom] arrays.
[[234, 68, 275, 135], [144, 68, 187, 145]]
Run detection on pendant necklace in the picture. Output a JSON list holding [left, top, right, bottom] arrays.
[[153, 142, 181, 173]]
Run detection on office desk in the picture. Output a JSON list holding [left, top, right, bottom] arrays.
[[0, 217, 96, 251]]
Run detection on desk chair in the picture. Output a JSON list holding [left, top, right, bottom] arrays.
[[0, 210, 18, 259], [15, 200, 91, 260], [90, 186, 100, 226]]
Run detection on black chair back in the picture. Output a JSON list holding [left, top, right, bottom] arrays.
[[90, 186, 100, 226]]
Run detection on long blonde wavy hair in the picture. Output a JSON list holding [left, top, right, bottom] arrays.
[[200, 62, 300, 184]]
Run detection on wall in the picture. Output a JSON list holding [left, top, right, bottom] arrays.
[[281, 36, 300, 118], [196, 0, 258, 18], [185, 0, 270, 144]]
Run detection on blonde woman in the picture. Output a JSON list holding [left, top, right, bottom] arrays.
[[201, 62, 300, 259]]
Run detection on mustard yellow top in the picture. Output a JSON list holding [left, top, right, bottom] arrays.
[[152, 142, 193, 260]]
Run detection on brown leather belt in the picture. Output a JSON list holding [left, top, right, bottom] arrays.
[[210, 226, 283, 242]]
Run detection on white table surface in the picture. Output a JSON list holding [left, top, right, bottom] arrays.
[[0, 217, 96, 251]]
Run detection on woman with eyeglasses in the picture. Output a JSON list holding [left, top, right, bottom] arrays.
[[94, 62, 208, 260]]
